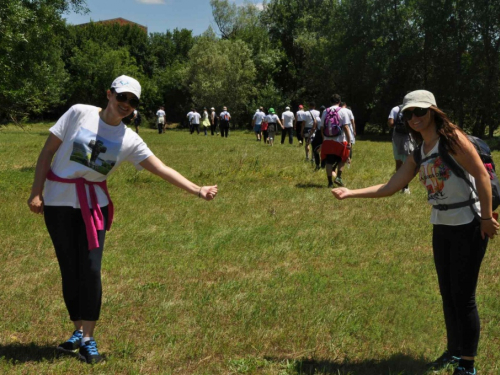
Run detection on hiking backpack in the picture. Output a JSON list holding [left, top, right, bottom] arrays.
[[394, 105, 409, 134], [323, 107, 342, 137], [414, 135, 500, 212]]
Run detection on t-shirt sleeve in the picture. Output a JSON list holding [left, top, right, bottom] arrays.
[[125, 134, 154, 170], [388, 107, 398, 119], [49, 106, 77, 141]]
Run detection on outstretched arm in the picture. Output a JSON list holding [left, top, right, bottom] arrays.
[[332, 154, 417, 200], [140, 155, 217, 201], [28, 133, 63, 214]]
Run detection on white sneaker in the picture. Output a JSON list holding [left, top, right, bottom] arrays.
[[402, 188, 411, 194]]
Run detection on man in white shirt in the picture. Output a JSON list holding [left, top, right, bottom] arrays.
[[252, 107, 266, 141], [320, 94, 352, 187], [302, 102, 320, 161], [186, 109, 194, 133], [156, 106, 166, 134], [190, 108, 201, 135], [296, 104, 305, 145], [281, 106, 295, 144], [341, 102, 356, 167]]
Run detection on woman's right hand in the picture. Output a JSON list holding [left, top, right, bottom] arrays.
[[28, 193, 44, 214], [331, 187, 351, 200], [481, 217, 500, 239]]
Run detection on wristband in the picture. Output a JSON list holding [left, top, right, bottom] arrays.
[[480, 217, 492, 221]]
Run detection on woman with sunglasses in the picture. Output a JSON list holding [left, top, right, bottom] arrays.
[[332, 90, 498, 375], [27, 75, 218, 364]]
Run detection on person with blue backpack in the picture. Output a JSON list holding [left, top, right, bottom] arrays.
[[320, 94, 352, 187], [219, 106, 231, 138], [332, 90, 499, 375]]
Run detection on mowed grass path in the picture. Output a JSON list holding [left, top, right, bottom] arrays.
[[0, 124, 499, 375]]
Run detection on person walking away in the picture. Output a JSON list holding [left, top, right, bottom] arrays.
[[267, 108, 282, 146], [320, 94, 352, 187], [156, 106, 166, 134], [281, 106, 295, 145], [302, 102, 319, 161], [337, 101, 356, 171], [201, 107, 210, 136], [388, 102, 415, 193], [261, 110, 269, 144], [332, 90, 499, 375], [210, 107, 218, 136], [296, 104, 305, 145], [190, 109, 201, 135], [311, 105, 326, 169], [27, 75, 218, 364], [132, 109, 141, 134], [252, 107, 266, 141], [219, 107, 231, 138]]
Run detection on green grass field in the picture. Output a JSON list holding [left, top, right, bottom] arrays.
[[0, 124, 499, 374]]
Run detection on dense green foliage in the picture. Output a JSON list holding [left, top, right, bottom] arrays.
[[1, 0, 500, 136]]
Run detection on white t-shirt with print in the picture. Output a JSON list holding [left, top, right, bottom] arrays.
[[319, 105, 351, 143], [253, 111, 266, 125], [281, 111, 295, 128], [45, 104, 153, 208], [304, 109, 320, 128], [267, 114, 280, 123]]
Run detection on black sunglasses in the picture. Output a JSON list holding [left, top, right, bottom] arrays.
[[114, 92, 139, 108], [403, 107, 428, 121]]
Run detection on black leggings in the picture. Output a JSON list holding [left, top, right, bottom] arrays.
[[44, 206, 108, 321], [433, 218, 488, 357], [220, 121, 229, 137]]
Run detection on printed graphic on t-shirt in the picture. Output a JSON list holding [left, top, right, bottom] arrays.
[[419, 156, 451, 201], [70, 128, 122, 175]]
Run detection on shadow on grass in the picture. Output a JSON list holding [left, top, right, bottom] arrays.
[[0, 343, 59, 363], [266, 353, 428, 375], [296, 183, 326, 189]]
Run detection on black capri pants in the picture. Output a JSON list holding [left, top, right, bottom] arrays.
[[433, 217, 488, 357], [44, 205, 108, 321]]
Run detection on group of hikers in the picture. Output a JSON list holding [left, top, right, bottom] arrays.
[[27, 74, 499, 375], [252, 98, 356, 188]]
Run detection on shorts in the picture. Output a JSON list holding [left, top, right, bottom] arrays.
[[303, 128, 313, 138], [158, 118, 165, 124], [254, 124, 261, 133], [392, 132, 414, 162]]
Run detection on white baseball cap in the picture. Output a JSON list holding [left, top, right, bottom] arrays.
[[401, 90, 436, 112], [285, 106, 290, 110], [111, 75, 141, 99]]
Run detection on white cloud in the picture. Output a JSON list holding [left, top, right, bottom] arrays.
[[255, 3, 264, 10], [136, 0, 166, 4]]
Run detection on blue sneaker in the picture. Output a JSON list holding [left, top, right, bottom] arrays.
[[453, 367, 476, 375], [79, 340, 103, 364], [426, 351, 460, 370], [56, 330, 82, 355]]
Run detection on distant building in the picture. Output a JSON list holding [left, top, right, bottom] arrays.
[[77, 18, 147, 33]]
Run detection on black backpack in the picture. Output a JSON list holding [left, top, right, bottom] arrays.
[[394, 105, 409, 134], [414, 135, 500, 213]]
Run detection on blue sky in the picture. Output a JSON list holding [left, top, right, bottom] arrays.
[[63, 0, 262, 36]]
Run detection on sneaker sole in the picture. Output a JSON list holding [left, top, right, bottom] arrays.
[[56, 346, 80, 357], [78, 353, 104, 364]]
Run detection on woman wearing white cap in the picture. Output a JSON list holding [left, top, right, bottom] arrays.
[[332, 90, 498, 375], [27, 75, 218, 364]]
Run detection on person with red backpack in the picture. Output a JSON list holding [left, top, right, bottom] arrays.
[[320, 94, 352, 187], [332, 90, 499, 375]]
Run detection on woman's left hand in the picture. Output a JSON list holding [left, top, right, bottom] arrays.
[[200, 185, 218, 201], [481, 217, 500, 239]]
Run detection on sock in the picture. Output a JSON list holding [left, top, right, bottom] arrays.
[[81, 337, 94, 346], [337, 170, 342, 178], [328, 176, 333, 184], [459, 359, 475, 371]]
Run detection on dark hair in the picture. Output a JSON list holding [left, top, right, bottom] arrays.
[[309, 101, 316, 107], [408, 106, 466, 154], [330, 94, 341, 105], [339, 101, 346, 107]]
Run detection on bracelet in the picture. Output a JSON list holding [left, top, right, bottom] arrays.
[[480, 217, 492, 221], [198, 187, 202, 198]]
